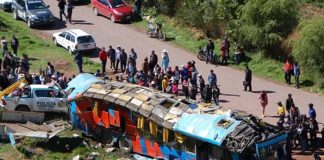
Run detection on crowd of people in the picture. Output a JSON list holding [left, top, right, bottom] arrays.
[[1, 31, 323, 158], [258, 91, 323, 159], [0, 35, 74, 91], [97, 44, 222, 105]]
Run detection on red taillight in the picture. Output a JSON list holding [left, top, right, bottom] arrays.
[[1, 99, 6, 106]]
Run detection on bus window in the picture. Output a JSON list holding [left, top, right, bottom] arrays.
[[152, 126, 163, 144], [208, 145, 232, 160], [185, 137, 196, 154]]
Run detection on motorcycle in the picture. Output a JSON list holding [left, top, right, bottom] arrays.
[[146, 22, 166, 41], [197, 47, 219, 64]]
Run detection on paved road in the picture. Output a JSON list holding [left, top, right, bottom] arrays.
[[38, 1, 324, 125]]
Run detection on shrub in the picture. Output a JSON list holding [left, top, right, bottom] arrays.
[[237, 0, 299, 52], [292, 19, 324, 84]]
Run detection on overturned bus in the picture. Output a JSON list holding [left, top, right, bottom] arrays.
[[66, 73, 287, 160]]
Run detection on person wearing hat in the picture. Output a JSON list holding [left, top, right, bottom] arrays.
[[277, 101, 285, 121], [162, 75, 168, 93], [198, 74, 205, 100], [161, 49, 169, 71]]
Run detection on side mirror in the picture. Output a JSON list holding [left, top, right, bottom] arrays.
[[47, 5, 50, 8], [22, 7, 26, 11]]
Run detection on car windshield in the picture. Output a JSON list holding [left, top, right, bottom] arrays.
[[77, 36, 94, 43], [27, 1, 46, 10], [109, 0, 126, 8]]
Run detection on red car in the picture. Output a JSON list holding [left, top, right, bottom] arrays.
[[92, 0, 133, 23]]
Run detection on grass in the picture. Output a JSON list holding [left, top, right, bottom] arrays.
[[0, 11, 100, 76], [132, 15, 324, 94]]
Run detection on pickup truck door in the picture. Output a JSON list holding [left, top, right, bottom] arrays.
[[33, 89, 67, 112]]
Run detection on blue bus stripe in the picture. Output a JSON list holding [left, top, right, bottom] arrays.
[[140, 138, 147, 155]]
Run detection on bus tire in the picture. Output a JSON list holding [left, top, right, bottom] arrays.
[[118, 136, 132, 154], [101, 129, 115, 147]]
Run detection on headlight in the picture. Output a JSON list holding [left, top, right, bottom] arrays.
[[30, 15, 38, 19], [113, 10, 123, 16]]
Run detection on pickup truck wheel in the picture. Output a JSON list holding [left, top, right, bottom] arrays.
[[15, 105, 30, 112], [13, 11, 18, 20]]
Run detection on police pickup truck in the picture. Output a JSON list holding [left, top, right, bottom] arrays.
[[1, 84, 68, 113], [12, 0, 54, 28]]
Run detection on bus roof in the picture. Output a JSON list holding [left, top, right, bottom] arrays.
[[69, 74, 285, 153]]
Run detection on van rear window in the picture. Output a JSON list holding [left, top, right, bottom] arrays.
[[77, 36, 94, 43]]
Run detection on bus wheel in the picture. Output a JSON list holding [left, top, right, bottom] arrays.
[[101, 129, 115, 147], [118, 136, 132, 154]]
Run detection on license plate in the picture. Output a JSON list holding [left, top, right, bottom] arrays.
[[126, 16, 131, 19]]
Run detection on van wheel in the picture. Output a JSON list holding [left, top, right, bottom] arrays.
[[27, 18, 32, 28], [15, 105, 30, 112], [53, 38, 58, 46], [118, 136, 132, 154], [68, 47, 73, 55], [13, 11, 18, 20]]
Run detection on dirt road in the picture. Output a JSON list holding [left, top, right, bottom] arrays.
[[37, 1, 324, 125]]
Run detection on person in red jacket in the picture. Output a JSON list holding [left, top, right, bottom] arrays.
[[99, 47, 108, 75]]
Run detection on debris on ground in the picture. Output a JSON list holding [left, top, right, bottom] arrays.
[[94, 142, 102, 149], [104, 147, 115, 153], [133, 154, 154, 160], [72, 134, 79, 137], [72, 155, 80, 160], [117, 158, 132, 160], [85, 152, 100, 160]]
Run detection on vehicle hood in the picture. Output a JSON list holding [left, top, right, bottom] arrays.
[[113, 5, 132, 15], [29, 9, 53, 18]]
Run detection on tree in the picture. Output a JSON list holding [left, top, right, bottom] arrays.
[[237, 0, 299, 52], [292, 19, 324, 82]]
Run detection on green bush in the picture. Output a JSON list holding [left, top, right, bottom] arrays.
[[292, 19, 324, 86], [237, 0, 299, 52]]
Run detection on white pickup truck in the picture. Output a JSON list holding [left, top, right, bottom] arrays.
[[1, 84, 68, 113]]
